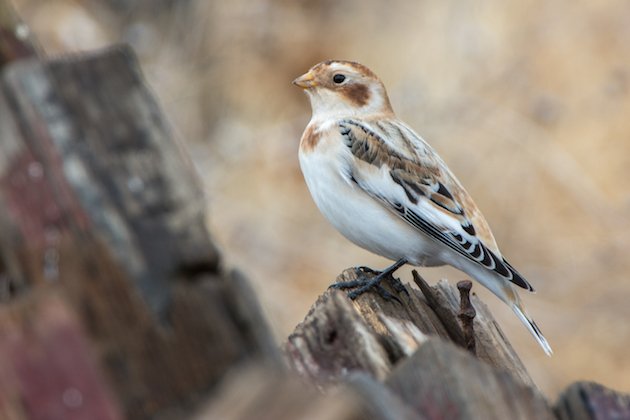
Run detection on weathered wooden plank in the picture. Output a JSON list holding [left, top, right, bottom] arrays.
[[555, 381, 630, 420], [284, 267, 551, 419], [0, 46, 278, 419], [285, 289, 392, 383], [413, 272, 535, 387], [284, 268, 456, 384], [386, 338, 555, 420], [193, 366, 422, 420], [0, 292, 122, 420], [285, 267, 535, 387], [341, 269, 452, 349], [345, 373, 424, 420], [0, 46, 220, 317], [194, 367, 366, 420]]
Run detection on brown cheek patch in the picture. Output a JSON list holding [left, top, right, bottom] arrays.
[[341, 84, 370, 107]]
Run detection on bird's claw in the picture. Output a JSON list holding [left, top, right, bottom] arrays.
[[355, 266, 409, 296], [330, 269, 402, 303], [387, 276, 409, 296]]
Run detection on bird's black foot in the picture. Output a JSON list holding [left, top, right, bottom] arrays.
[[387, 275, 409, 295], [330, 258, 408, 302], [330, 275, 399, 301], [354, 262, 409, 295]]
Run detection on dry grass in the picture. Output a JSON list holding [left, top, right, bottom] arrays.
[[15, 0, 630, 398]]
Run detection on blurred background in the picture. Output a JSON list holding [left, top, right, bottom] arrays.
[[13, 0, 630, 398]]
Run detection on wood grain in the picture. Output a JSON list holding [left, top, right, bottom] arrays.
[[0, 46, 277, 419], [386, 338, 554, 420]]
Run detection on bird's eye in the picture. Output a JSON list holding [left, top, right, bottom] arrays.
[[332, 74, 346, 84]]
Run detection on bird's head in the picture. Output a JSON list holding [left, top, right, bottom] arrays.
[[293, 60, 393, 119]]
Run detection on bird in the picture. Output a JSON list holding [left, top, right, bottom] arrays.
[[293, 59, 552, 355]]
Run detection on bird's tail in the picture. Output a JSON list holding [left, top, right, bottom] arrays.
[[511, 302, 553, 356], [458, 262, 552, 355]]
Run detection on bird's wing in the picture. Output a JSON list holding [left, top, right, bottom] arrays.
[[338, 118, 533, 291]]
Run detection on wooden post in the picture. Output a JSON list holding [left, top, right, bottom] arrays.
[[282, 267, 630, 419], [0, 46, 278, 419], [285, 268, 554, 418], [286, 268, 535, 387]]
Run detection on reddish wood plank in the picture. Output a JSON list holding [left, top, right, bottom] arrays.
[[0, 294, 122, 420], [0, 47, 278, 419]]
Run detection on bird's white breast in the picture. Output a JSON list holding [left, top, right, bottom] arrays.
[[298, 121, 444, 266]]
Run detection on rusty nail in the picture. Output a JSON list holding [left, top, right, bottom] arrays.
[[457, 280, 476, 355]]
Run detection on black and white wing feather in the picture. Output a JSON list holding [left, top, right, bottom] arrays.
[[338, 118, 534, 291]]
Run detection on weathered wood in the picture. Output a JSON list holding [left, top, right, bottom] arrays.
[[386, 338, 554, 420], [285, 268, 534, 387], [285, 289, 392, 383], [345, 373, 424, 420], [341, 269, 452, 347], [0, 291, 123, 420], [413, 271, 535, 387], [284, 267, 556, 418], [555, 381, 630, 420], [0, 46, 221, 316], [0, 46, 278, 419], [193, 366, 365, 420], [193, 366, 422, 420]]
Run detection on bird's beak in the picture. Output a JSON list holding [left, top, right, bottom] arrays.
[[292, 71, 317, 89]]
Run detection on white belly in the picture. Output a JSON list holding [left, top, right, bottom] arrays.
[[299, 147, 445, 267]]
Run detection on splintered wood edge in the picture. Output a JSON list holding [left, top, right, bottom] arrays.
[[284, 290, 392, 383], [435, 279, 535, 387], [339, 268, 452, 339], [286, 268, 534, 386], [332, 268, 452, 364], [413, 271, 535, 388]]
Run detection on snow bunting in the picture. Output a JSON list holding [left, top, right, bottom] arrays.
[[293, 60, 552, 355]]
